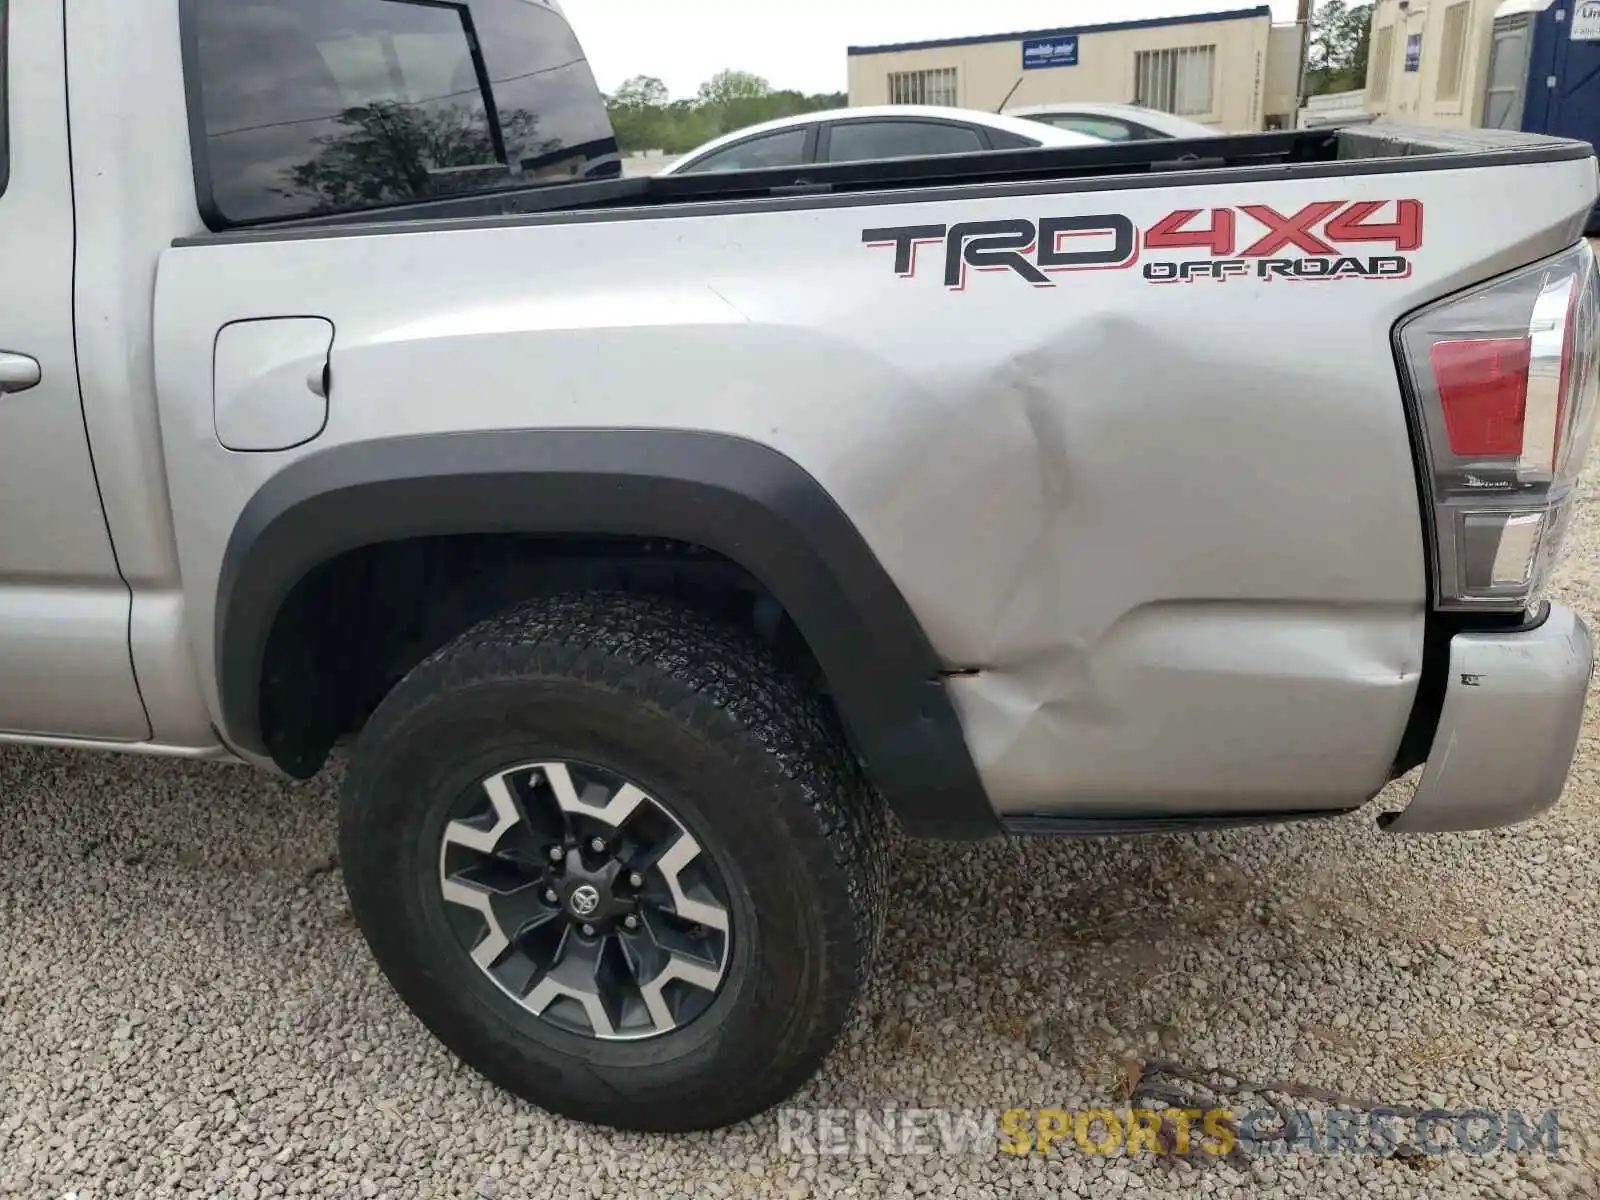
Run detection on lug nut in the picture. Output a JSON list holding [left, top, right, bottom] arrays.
[[581, 923, 596, 937], [623, 914, 640, 930], [628, 872, 644, 889], [548, 845, 564, 862], [589, 837, 607, 853], [544, 888, 559, 904]]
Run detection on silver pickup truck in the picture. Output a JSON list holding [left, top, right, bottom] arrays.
[[6, 0, 1598, 1134]]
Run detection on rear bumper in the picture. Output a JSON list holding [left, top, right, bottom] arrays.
[[1382, 604, 1593, 833]]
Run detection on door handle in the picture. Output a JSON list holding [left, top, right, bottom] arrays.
[[0, 352, 41, 395]]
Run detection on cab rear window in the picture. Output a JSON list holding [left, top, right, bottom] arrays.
[[182, 0, 619, 227]]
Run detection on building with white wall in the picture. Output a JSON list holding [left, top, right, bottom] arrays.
[[846, 7, 1308, 132], [1364, 0, 1501, 125]]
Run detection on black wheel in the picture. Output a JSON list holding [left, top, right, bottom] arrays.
[[339, 592, 888, 1132]]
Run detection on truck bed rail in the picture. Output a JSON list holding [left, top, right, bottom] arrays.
[[179, 125, 1596, 245]]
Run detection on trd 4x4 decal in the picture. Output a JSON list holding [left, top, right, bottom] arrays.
[[862, 200, 1423, 290]]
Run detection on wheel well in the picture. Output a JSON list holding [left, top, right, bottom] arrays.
[[259, 534, 825, 778], [220, 428, 999, 838]]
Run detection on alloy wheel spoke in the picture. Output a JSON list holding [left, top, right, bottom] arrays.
[[525, 928, 621, 1038], [635, 946, 724, 1034], [654, 832, 731, 933], [440, 872, 513, 970], [437, 759, 732, 1041], [456, 868, 561, 934], [441, 772, 523, 855], [541, 762, 648, 831]]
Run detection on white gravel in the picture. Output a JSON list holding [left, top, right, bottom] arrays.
[[6, 483, 1600, 1199]]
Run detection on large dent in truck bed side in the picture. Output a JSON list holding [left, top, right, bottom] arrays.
[[835, 298, 1427, 664], [155, 155, 1597, 819], [870, 311, 1427, 815], [947, 603, 1424, 816]]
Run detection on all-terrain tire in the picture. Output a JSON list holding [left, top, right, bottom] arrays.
[[339, 591, 889, 1132]]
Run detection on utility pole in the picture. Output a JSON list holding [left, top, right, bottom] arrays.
[[1294, 0, 1315, 122]]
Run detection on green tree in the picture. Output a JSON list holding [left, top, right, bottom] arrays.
[[695, 69, 772, 106], [612, 75, 670, 109], [696, 70, 780, 137], [1306, 0, 1373, 96], [603, 70, 846, 154], [607, 75, 674, 153]]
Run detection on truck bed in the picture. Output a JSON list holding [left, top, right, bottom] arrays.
[[181, 125, 1597, 243]]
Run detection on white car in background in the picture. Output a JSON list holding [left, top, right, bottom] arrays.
[[657, 105, 1104, 175], [1005, 101, 1221, 142]]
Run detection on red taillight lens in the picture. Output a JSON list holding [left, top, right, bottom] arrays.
[[1398, 240, 1599, 611], [1430, 337, 1531, 457]]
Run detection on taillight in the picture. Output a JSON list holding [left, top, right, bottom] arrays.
[[1431, 337, 1531, 457], [1398, 240, 1600, 611]]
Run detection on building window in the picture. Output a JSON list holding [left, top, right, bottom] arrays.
[[887, 67, 958, 107], [1133, 46, 1217, 116], [1437, 1, 1472, 102], [1370, 25, 1396, 103], [1482, 16, 1534, 128]]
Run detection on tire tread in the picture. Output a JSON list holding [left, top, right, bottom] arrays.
[[341, 590, 889, 1130]]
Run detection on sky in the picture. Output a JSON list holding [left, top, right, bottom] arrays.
[[562, 0, 1307, 99]]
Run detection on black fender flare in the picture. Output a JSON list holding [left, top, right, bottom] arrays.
[[216, 428, 999, 840]]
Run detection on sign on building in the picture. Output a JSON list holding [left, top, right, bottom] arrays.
[[1574, 0, 1600, 41], [1022, 35, 1079, 69], [1404, 32, 1422, 71]]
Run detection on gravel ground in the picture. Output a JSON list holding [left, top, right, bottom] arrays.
[[5, 483, 1600, 1200]]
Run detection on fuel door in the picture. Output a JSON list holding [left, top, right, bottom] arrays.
[[213, 316, 334, 452]]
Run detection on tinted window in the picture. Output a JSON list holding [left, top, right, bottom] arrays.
[[985, 129, 1041, 151], [826, 120, 987, 163], [678, 128, 810, 174], [186, 0, 619, 226], [1036, 114, 1142, 141]]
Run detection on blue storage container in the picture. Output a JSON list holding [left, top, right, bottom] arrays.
[[1486, 0, 1600, 230]]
